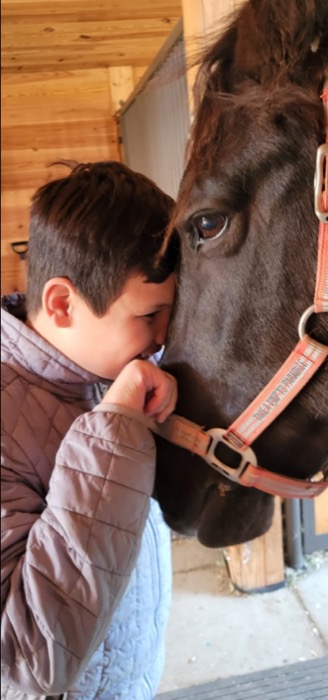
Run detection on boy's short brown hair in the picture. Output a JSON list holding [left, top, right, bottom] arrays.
[[27, 161, 179, 317]]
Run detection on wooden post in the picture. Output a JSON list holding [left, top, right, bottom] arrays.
[[108, 66, 135, 115], [224, 498, 285, 592], [181, 0, 242, 114], [108, 66, 136, 162], [314, 489, 328, 535], [181, 0, 285, 592]]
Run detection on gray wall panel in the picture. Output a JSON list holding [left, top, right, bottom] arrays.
[[120, 39, 189, 200]]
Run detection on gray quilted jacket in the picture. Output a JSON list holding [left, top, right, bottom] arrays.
[[1, 297, 172, 700]]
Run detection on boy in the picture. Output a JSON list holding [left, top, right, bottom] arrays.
[[1, 161, 179, 699]]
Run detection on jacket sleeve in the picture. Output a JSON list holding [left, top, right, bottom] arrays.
[[1, 408, 156, 695]]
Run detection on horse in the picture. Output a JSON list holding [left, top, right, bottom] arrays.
[[152, 0, 328, 547]]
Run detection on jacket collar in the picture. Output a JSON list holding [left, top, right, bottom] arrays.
[[2, 294, 107, 404]]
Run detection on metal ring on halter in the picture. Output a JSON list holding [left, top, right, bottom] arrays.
[[298, 304, 315, 340]]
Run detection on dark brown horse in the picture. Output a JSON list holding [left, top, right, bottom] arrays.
[[153, 0, 328, 547]]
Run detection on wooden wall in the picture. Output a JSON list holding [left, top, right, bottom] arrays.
[[1, 65, 145, 294]]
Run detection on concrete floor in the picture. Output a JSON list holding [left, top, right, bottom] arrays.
[[158, 538, 328, 694]]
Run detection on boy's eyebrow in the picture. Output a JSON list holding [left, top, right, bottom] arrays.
[[148, 302, 173, 310], [137, 301, 173, 314], [153, 302, 173, 308]]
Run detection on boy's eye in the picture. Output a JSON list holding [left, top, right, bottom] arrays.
[[144, 312, 157, 320]]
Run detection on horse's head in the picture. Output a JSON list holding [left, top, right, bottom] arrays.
[[154, 0, 328, 547]]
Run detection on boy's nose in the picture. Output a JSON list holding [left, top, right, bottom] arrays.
[[154, 318, 169, 347]]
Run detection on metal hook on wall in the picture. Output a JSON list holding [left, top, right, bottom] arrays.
[[11, 241, 29, 261]]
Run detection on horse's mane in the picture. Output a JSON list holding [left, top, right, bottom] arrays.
[[193, 0, 328, 102]]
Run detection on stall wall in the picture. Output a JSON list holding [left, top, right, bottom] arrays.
[[1, 66, 145, 294], [120, 38, 189, 200]]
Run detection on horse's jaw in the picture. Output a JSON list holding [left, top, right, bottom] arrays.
[[196, 480, 274, 547], [154, 437, 274, 547]]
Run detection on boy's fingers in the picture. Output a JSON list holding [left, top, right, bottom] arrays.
[[144, 375, 177, 422], [101, 360, 177, 418]]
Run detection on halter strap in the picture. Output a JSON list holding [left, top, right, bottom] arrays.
[[149, 413, 327, 499], [314, 86, 328, 312], [223, 337, 327, 450]]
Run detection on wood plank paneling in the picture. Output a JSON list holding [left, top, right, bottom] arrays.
[[1, 1, 182, 291], [1, 67, 120, 293], [4, 40, 177, 73], [2, 71, 113, 123], [1, 255, 28, 296], [2, 18, 176, 38], [2, 122, 118, 151], [2, 1, 182, 73], [2, 0, 181, 21]]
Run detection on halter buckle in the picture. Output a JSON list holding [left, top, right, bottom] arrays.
[[204, 428, 257, 482], [314, 143, 328, 223]]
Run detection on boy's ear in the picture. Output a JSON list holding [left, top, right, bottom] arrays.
[[42, 278, 77, 328]]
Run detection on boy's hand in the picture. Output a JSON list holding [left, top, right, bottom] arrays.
[[101, 360, 177, 423]]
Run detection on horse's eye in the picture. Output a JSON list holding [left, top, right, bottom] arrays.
[[192, 211, 228, 244]]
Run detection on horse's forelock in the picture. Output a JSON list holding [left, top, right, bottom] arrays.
[[193, 0, 327, 100], [175, 84, 324, 231], [187, 0, 327, 180]]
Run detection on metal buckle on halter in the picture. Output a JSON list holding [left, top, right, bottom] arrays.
[[203, 427, 257, 482], [314, 143, 328, 223]]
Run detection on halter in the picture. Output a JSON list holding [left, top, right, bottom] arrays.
[[151, 86, 328, 500]]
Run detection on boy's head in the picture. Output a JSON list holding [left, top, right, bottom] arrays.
[[27, 161, 179, 379], [27, 160, 177, 316]]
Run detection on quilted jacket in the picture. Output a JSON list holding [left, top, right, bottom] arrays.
[[1, 296, 172, 700]]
